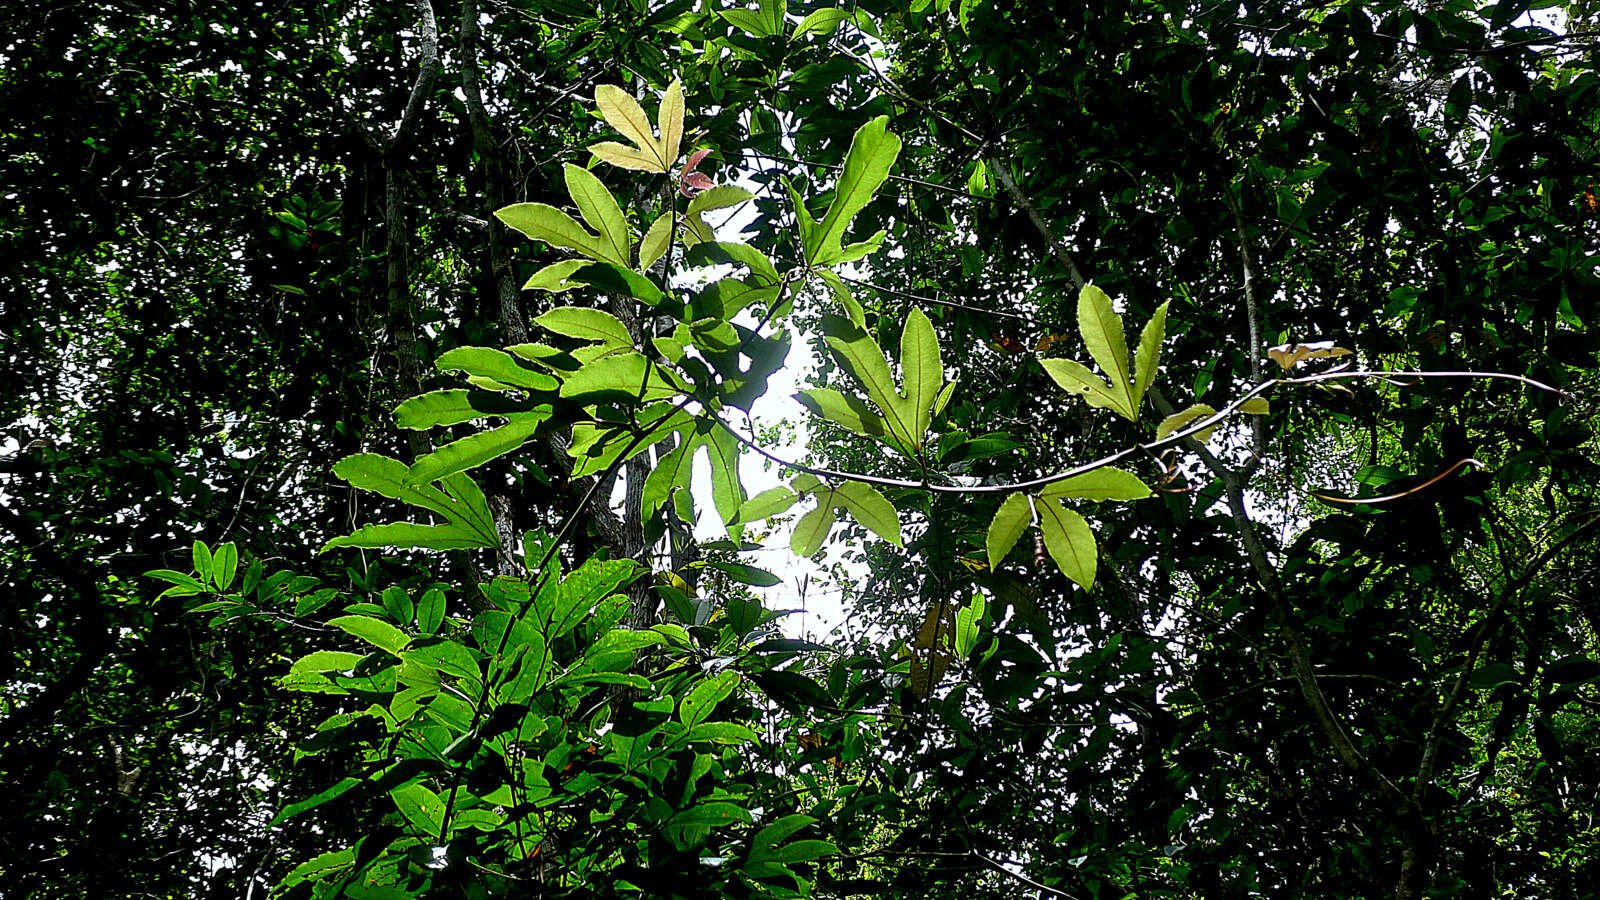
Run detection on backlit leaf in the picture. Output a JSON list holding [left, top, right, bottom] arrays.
[[1037, 497, 1096, 588], [534, 307, 633, 349], [1077, 284, 1136, 415], [1133, 300, 1169, 405], [807, 116, 901, 267], [985, 492, 1031, 570], [1040, 468, 1152, 502], [1156, 403, 1219, 443]]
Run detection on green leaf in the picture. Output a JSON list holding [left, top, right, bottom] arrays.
[[738, 486, 798, 523], [321, 522, 494, 553], [683, 721, 759, 744], [329, 615, 412, 655], [791, 500, 838, 558], [986, 492, 1032, 570], [436, 347, 558, 392], [559, 353, 685, 403], [668, 800, 751, 828], [1077, 284, 1136, 415], [192, 540, 213, 585], [719, 8, 782, 37], [792, 8, 849, 39], [640, 211, 673, 271], [408, 410, 552, 484], [772, 839, 838, 862], [271, 777, 363, 826], [680, 671, 740, 727], [834, 481, 902, 546], [807, 116, 902, 267], [796, 388, 888, 439], [900, 307, 943, 442], [955, 593, 986, 658], [290, 650, 366, 674], [1239, 397, 1271, 415], [212, 542, 238, 591], [1039, 468, 1152, 502], [817, 268, 866, 328], [1040, 357, 1137, 420], [331, 453, 460, 521], [563, 164, 631, 268], [395, 390, 494, 429], [534, 307, 633, 349], [416, 588, 445, 635], [1133, 300, 1169, 405], [391, 782, 444, 837], [702, 424, 747, 532], [521, 258, 592, 292], [823, 315, 917, 449], [1156, 404, 1219, 443], [1036, 497, 1096, 589], [684, 185, 755, 245], [494, 202, 602, 260]]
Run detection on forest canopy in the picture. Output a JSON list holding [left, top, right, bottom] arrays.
[[2, 0, 1599, 898]]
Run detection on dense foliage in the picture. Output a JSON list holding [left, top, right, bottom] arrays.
[[2, 0, 1598, 898]]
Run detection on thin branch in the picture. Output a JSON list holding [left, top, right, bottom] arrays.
[[971, 851, 1084, 899], [986, 155, 1088, 290]]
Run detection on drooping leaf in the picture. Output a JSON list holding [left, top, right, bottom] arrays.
[[792, 8, 849, 39], [986, 492, 1032, 570], [738, 486, 799, 523], [1040, 468, 1152, 502], [909, 597, 955, 699], [791, 499, 838, 558], [495, 202, 602, 260], [833, 481, 902, 546], [796, 388, 888, 438], [1239, 397, 1271, 415], [1036, 497, 1096, 589], [521, 259, 591, 292], [1156, 403, 1220, 443], [395, 390, 489, 429]]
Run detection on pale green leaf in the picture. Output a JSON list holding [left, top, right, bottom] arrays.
[[640, 211, 673, 271], [1239, 397, 1271, 415], [1077, 284, 1136, 414], [1036, 497, 1096, 589], [328, 614, 411, 655], [494, 202, 601, 259], [712, 241, 780, 286], [563, 164, 631, 267], [658, 78, 684, 169], [838, 228, 886, 263], [589, 141, 664, 172], [955, 593, 986, 658], [834, 481, 902, 546], [1156, 403, 1219, 443], [719, 8, 781, 37], [437, 472, 498, 544], [642, 432, 698, 523], [685, 185, 754, 246], [1039, 468, 1153, 502], [986, 492, 1032, 570], [1133, 300, 1170, 405], [332, 454, 456, 521], [791, 499, 837, 558], [1040, 357, 1137, 420], [594, 84, 665, 171], [817, 268, 865, 328], [521, 259, 591, 292], [679, 671, 740, 727], [408, 410, 551, 484], [808, 116, 901, 267], [534, 307, 633, 349], [702, 425, 746, 532], [900, 307, 943, 442]]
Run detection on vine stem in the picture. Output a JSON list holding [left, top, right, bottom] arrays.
[[704, 367, 1567, 497]]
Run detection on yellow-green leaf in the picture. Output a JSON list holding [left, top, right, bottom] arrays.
[[1040, 357, 1137, 420], [1040, 468, 1152, 502], [834, 481, 902, 546], [521, 259, 591, 292], [1239, 397, 1270, 415], [791, 499, 838, 558], [494, 202, 601, 259], [1133, 300, 1169, 406], [563, 164, 631, 267], [1077, 284, 1135, 414], [899, 307, 943, 443], [594, 84, 666, 172], [1036, 497, 1096, 589], [640, 211, 673, 271], [1156, 403, 1219, 443], [807, 116, 901, 267], [534, 307, 633, 349], [658, 78, 684, 170], [985, 492, 1032, 571]]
